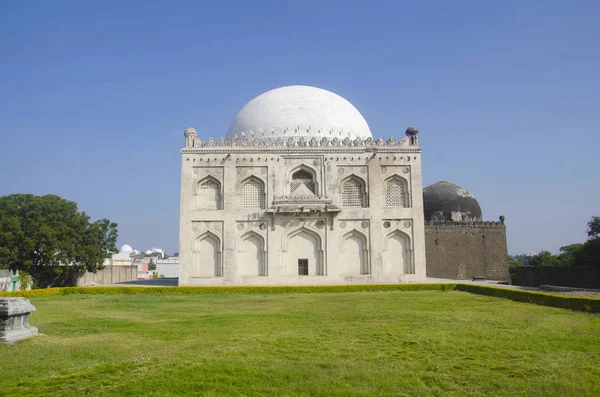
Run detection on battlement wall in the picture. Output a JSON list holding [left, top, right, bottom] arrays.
[[425, 223, 509, 281]]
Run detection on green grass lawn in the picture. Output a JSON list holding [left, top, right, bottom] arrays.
[[1, 291, 599, 397]]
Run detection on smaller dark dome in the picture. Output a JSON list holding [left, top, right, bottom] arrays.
[[405, 126, 419, 136], [423, 181, 482, 222]]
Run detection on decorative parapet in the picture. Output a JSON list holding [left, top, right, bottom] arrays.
[[272, 195, 332, 204], [182, 131, 420, 152], [425, 220, 506, 228], [268, 195, 340, 214], [0, 297, 39, 343]]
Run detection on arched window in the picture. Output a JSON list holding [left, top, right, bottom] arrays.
[[242, 177, 265, 209], [197, 177, 221, 210], [342, 177, 367, 207], [290, 169, 315, 195], [385, 177, 407, 207]]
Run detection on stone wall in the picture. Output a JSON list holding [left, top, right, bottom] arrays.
[[425, 221, 509, 281], [179, 134, 427, 286], [513, 266, 600, 288], [76, 265, 138, 286]]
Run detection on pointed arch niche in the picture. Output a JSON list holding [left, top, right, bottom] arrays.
[[282, 227, 325, 276], [241, 176, 266, 210], [384, 175, 410, 208], [195, 176, 222, 210], [237, 231, 267, 277], [341, 174, 368, 208], [192, 231, 222, 277], [382, 229, 414, 275], [288, 164, 319, 196], [338, 229, 370, 275]]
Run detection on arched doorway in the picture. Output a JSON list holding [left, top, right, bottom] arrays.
[[286, 229, 323, 276]]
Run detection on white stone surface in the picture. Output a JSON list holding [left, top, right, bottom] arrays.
[[0, 298, 38, 343], [179, 87, 426, 286], [156, 257, 179, 278], [226, 86, 372, 141], [110, 245, 134, 266], [119, 244, 133, 253]]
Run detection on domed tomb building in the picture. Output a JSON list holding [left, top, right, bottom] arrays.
[[423, 181, 509, 280], [179, 86, 426, 285]]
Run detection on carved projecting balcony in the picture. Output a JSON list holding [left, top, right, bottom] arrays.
[[267, 195, 341, 215]]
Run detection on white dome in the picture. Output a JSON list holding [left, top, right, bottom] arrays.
[[226, 86, 372, 140], [119, 244, 133, 253]]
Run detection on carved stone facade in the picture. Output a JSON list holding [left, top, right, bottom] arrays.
[[179, 132, 426, 285], [179, 86, 426, 285]]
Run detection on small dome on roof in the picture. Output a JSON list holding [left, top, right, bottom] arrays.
[[119, 244, 133, 253], [405, 126, 419, 135], [423, 181, 482, 222]]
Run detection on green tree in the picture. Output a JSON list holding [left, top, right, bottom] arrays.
[[0, 194, 118, 278], [587, 216, 600, 239], [576, 238, 600, 266], [148, 258, 157, 271], [573, 216, 600, 266], [557, 243, 584, 267], [528, 251, 563, 267]]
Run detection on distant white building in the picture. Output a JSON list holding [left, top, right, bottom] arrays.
[[103, 244, 134, 267], [156, 257, 179, 278], [151, 247, 165, 257], [143, 247, 165, 257]]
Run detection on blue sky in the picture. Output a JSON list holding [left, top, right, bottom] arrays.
[[1, 0, 598, 255]]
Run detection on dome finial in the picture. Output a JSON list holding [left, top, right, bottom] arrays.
[[405, 126, 419, 146], [184, 128, 197, 147]]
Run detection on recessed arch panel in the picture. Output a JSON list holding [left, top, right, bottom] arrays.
[[238, 231, 267, 277], [195, 176, 222, 210], [283, 227, 325, 276], [341, 174, 368, 207], [339, 229, 370, 275], [192, 231, 222, 277], [288, 164, 319, 195], [382, 229, 413, 275], [384, 175, 409, 207], [241, 176, 266, 209]]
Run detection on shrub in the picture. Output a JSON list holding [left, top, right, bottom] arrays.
[[18, 270, 33, 291], [0, 283, 456, 298], [2, 283, 597, 313], [456, 284, 600, 313]]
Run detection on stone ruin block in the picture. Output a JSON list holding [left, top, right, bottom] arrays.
[[0, 297, 39, 343]]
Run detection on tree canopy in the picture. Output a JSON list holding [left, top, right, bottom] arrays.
[[528, 251, 564, 267], [587, 216, 600, 239], [516, 217, 598, 268], [0, 194, 118, 277]]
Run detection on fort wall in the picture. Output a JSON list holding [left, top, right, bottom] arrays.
[[425, 221, 509, 281]]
